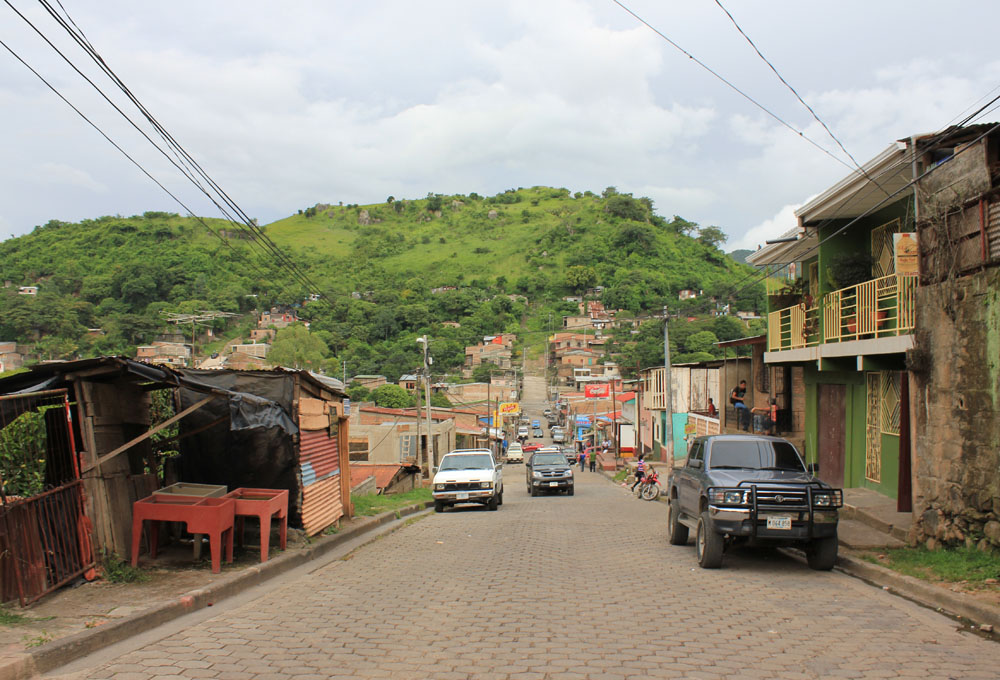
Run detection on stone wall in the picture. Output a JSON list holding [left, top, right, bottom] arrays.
[[910, 267, 1000, 550]]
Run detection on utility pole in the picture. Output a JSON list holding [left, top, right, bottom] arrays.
[[636, 360, 642, 458], [663, 307, 674, 462], [414, 371, 423, 476], [417, 336, 433, 473], [486, 369, 492, 455]]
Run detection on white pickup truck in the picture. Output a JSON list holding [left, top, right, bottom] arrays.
[[432, 449, 504, 512]]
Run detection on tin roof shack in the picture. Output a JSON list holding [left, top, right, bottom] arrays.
[[0, 358, 351, 564], [174, 368, 351, 536]]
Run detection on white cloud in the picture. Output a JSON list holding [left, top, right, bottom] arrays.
[[33, 163, 108, 193], [1, 0, 1000, 246], [730, 203, 803, 252]]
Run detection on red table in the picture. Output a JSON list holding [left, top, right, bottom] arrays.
[[131, 495, 235, 573], [223, 488, 289, 563]]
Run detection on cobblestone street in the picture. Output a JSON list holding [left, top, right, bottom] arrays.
[[48, 464, 999, 679]]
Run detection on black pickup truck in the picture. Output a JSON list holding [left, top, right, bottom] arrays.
[[667, 434, 842, 570]]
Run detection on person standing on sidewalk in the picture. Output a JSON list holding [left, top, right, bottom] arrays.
[[589, 448, 597, 472]]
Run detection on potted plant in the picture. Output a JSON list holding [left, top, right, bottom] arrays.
[[826, 252, 873, 291], [767, 276, 809, 310]]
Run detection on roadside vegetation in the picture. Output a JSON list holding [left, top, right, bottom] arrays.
[[862, 546, 1000, 588], [351, 488, 433, 517]]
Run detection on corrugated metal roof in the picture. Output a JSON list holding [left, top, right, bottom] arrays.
[[301, 475, 342, 535]]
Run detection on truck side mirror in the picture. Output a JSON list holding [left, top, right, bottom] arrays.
[[432, 466, 438, 474], [689, 459, 702, 469], [807, 462, 819, 474]]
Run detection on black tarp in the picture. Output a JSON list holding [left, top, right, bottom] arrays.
[[174, 369, 301, 524]]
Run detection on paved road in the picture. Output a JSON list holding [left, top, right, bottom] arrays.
[[50, 467, 998, 679]]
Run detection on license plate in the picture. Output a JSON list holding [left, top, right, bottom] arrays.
[[766, 515, 792, 530], [456, 492, 469, 500], [549, 482, 559, 487]]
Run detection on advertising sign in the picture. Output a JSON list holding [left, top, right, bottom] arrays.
[[584, 383, 610, 398], [499, 402, 520, 415], [893, 232, 919, 275]]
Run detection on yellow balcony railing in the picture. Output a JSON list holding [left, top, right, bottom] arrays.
[[823, 273, 918, 343], [767, 302, 820, 351]]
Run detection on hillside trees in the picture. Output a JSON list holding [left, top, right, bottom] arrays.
[[267, 323, 329, 370]]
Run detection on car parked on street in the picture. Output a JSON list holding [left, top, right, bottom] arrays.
[[523, 441, 543, 454], [525, 450, 574, 496], [667, 434, 842, 570], [532, 427, 544, 438], [432, 449, 503, 512], [506, 442, 524, 464], [517, 425, 529, 439]]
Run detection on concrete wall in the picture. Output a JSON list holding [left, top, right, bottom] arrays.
[[910, 268, 1000, 550]]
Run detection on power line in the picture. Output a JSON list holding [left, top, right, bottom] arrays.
[[611, 0, 856, 174], [0, 35, 280, 286], [710, 0, 888, 197], [12, 0, 332, 305]]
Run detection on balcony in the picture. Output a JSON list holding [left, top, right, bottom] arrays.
[[767, 273, 917, 355]]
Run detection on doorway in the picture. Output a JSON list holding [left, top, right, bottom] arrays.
[[816, 384, 846, 487]]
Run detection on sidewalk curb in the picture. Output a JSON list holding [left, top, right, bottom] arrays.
[[834, 550, 1000, 632], [0, 501, 433, 680]]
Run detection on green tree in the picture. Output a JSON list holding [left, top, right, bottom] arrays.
[[346, 383, 371, 402], [370, 384, 414, 408], [268, 323, 329, 370], [472, 361, 496, 383], [698, 226, 728, 249], [685, 330, 719, 355], [564, 265, 597, 293]]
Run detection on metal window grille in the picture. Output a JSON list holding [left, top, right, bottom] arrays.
[[871, 218, 901, 278], [880, 371, 901, 436]]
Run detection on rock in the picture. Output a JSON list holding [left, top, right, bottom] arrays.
[[487, 210, 498, 220], [451, 200, 464, 208], [984, 520, 1000, 543], [926, 538, 938, 550], [981, 624, 994, 633], [358, 209, 372, 226], [978, 538, 992, 553], [921, 508, 941, 536]]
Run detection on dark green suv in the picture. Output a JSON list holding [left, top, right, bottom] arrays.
[[667, 435, 841, 570]]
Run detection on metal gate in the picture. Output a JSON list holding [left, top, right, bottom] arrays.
[[0, 389, 95, 605]]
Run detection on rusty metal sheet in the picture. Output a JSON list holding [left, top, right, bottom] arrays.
[[301, 475, 342, 535], [299, 429, 339, 486], [988, 199, 1000, 263]]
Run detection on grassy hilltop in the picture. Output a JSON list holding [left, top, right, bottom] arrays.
[[0, 186, 763, 378]]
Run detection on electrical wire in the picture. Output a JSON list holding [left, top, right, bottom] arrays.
[[0, 36, 280, 286], [15, 0, 332, 304], [611, 0, 857, 173], [711, 0, 889, 197]]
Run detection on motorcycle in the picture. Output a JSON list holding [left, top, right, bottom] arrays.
[[636, 469, 662, 501]]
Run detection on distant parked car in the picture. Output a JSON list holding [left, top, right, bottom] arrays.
[[523, 442, 543, 453], [506, 442, 524, 464], [532, 428, 544, 438]]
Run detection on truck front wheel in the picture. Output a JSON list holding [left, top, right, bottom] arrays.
[[696, 511, 724, 568], [806, 535, 838, 570]]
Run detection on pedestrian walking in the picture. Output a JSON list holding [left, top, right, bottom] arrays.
[[589, 449, 597, 472], [630, 454, 646, 492], [579, 450, 586, 471]]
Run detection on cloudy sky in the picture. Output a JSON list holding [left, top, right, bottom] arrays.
[[1, 1, 998, 250]]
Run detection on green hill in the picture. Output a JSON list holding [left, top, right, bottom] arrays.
[[0, 187, 763, 378]]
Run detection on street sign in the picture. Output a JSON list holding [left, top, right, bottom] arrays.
[[499, 402, 520, 415]]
